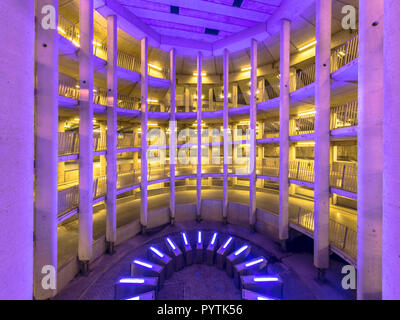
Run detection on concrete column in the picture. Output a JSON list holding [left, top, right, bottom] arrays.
[[184, 86, 190, 112], [58, 121, 65, 183], [0, 0, 34, 300], [232, 83, 238, 108], [209, 87, 214, 110], [78, 0, 94, 271], [169, 48, 176, 224], [223, 49, 229, 222], [140, 38, 149, 232], [106, 15, 117, 253], [383, 0, 400, 300], [249, 39, 257, 228], [279, 19, 291, 243], [34, 0, 58, 299], [357, 0, 384, 300], [196, 52, 202, 220], [313, 0, 331, 273]]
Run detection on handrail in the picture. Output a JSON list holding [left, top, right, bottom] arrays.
[[289, 205, 357, 261], [257, 158, 279, 177], [331, 34, 359, 73], [330, 100, 358, 130], [58, 14, 170, 79]]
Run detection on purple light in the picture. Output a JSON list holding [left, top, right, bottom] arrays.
[[253, 276, 279, 282], [233, 245, 248, 256], [182, 232, 188, 246], [198, 231, 202, 244], [125, 296, 140, 300], [166, 237, 176, 250], [133, 259, 153, 269], [245, 258, 264, 267], [257, 295, 275, 300], [119, 278, 145, 284], [210, 232, 217, 245], [222, 237, 233, 249], [150, 246, 164, 258]]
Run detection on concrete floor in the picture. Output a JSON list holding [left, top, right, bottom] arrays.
[[55, 222, 355, 300], [57, 188, 357, 267]]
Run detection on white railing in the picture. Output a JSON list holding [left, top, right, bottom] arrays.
[[331, 34, 359, 73], [289, 160, 315, 183], [58, 132, 79, 156], [289, 114, 315, 136], [257, 158, 279, 177], [330, 162, 357, 193], [330, 100, 358, 130]]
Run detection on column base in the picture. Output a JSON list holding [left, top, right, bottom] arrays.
[[280, 240, 288, 252], [249, 223, 256, 233], [170, 217, 175, 226], [196, 216, 202, 223], [141, 225, 147, 235], [106, 241, 115, 255], [222, 216, 228, 225], [79, 260, 90, 275], [316, 268, 327, 283]]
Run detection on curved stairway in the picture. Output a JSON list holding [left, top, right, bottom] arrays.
[[114, 230, 283, 300]]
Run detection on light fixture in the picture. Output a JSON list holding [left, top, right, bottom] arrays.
[[58, 27, 66, 35], [244, 258, 264, 268], [241, 66, 251, 72], [299, 40, 317, 52], [149, 63, 162, 71], [193, 72, 207, 76], [93, 40, 102, 47], [148, 99, 159, 103], [72, 40, 80, 47], [119, 278, 145, 284], [297, 141, 315, 146], [298, 110, 316, 117]]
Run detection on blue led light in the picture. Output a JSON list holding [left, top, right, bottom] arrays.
[[245, 258, 264, 267], [125, 296, 140, 300], [119, 278, 145, 284], [257, 295, 275, 300], [198, 231, 202, 244], [253, 276, 279, 282], [166, 237, 176, 250], [233, 245, 248, 256], [182, 232, 188, 246], [134, 260, 153, 269], [210, 232, 217, 245], [222, 237, 233, 249], [150, 246, 164, 258]]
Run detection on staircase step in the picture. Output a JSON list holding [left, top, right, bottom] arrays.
[[216, 236, 235, 269], [226, 244, 251, 277], [130, 259, 165, 286], [115, 277, 158, 300], [181, 232, 193, 266], [206, 232, 219, 266], [242, 289, 278, 300], [165, 236, 184, 271], [123, 290, 156, 300], [233, 257, 268, 288], [240, 275, 283, 299], [147, 246, 174, 279]]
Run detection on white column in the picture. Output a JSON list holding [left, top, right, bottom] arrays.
[[249, 39, 257, 228], [78, 0, 94, 271], [34, 0, 59, 299], [140, 37, 149, 232], [0, 0, 34, 300], [169, 48, 176, 223], [106, 15, 117, 253], [196, 52, 202, 220], [223, 49, 229, 223], [279, 19, 291, 243], [383, 0, 400, 300], [357, 0, 384, 300], [313, 0, 331, 274]]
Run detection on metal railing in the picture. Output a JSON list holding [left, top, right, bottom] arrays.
[[58, 14, 169, 79], [289, 205, 357, 261], [330, 162, 357, 193], [291, 64, 316, 91], [58, 185, 79, 215], [331, 34, 359, 73], [289, 160, 315, 183], [117, 133, 138, 149], [117, 171, 140, 190], [289, 114, 315, 136], [58, 132, 79, 156], [257, 158, 279, 177], [261, 121, 280, 138], [93, 133, 107, 152], [330, 100, 358, 130], [263, 82, 280, 101]]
